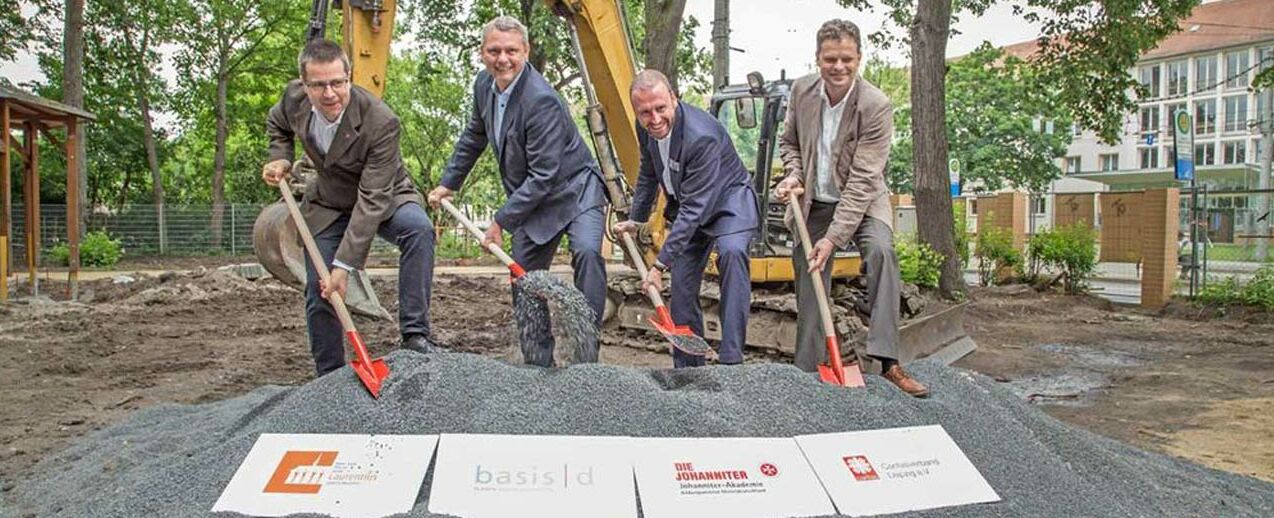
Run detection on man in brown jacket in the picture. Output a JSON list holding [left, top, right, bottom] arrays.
[[262, 39, 439, 376], [774, 19, 928, 397]]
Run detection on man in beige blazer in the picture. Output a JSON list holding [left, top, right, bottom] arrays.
[[774, 19, 928, 397]]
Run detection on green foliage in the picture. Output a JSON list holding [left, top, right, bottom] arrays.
[[946, 44, 1073, 193], [1196, 265, 1274, 310], [897, 235, 944, 289], [952, 203, 971, 268], [48, 230, 125, 268], [1027, 223, 1098, 294], [975, 223, 1020, 287]]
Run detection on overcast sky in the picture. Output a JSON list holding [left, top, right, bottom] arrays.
[[682, 0, 1042, 82]]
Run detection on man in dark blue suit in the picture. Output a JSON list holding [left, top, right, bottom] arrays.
[[429, 16, 608, 366], [614, 69, 759, 368]]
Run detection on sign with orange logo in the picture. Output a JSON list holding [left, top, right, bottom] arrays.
[[632, 437, 835, 518], [796, 425, 999, 516], [212, 434, 438, 518]]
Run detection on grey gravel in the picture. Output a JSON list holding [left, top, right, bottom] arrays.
[[5, 353, 1273, 517], [514, 270, 599, 365]]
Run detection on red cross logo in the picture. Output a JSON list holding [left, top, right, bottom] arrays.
[[842, 455, 880, 481], [759, 463, 778, 477]]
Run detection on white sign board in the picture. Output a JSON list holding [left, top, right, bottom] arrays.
[[632, 437, 836, 518], [212, 433, 438, 518], [427, 434, 637, 518], [795, 425, 999, 516]]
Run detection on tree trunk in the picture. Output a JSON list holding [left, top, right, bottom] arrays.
[[62, 0, 88, 232], [643, 0, 687, 94], [125, 15, 168, 254], [910, 0, 963, 298], [211, 72, 228, 249]]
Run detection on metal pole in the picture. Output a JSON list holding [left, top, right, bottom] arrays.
[[1256, 87, 1272, 261], [711, 0, 730, 89], [230, 203, 237, 255]]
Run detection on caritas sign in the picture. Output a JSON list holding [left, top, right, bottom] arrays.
[[212, 433, 438, 518], [795, 425, 1000, 516], [632, 437, 835, 518]]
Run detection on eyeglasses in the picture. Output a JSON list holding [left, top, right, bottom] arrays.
[[304, 78, 350, 92]]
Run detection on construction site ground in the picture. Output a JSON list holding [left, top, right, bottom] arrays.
[[1, 264, 1271, 493]]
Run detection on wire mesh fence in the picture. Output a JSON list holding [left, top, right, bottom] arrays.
[[5, 202, 500, 268]]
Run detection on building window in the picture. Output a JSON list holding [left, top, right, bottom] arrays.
[[1260, 47, 1273, 74], [1196, 55, 1218, 91], [1166, 59, 1188, 96], [1194, 99, 1216, 135], [1140, 64, 1161, 99], [1071, 123, 1081, 137], [1222, 140, 1246, 164], [1140, 147, 1160, 169], [1100, 153, 1119, 172], [1223, 95, 1249, 133], [1140, 105, 1161, 136], [1065, 156, 1082, 175], [1031, 197, 1047, 215], [1194, 143, 1216, 166], [1255, 138, 1265, 162], [1225, 50, 1249, 89]]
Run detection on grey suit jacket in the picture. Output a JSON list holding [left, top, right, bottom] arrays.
[[266, 80, 423, 270], [441, 65, 607, 245], [630, 103, 759, 266], [779, 74, 894, 248]]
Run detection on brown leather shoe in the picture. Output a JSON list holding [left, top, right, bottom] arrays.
[[883, 364, 930, 398]]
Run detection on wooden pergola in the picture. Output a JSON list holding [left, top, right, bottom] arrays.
[[1, 84, 96, 300]]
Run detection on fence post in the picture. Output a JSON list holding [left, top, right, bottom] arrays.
[[230, 204, 237, 255], [1141, 188, 1180, 309], [158, 203, 168, 255]]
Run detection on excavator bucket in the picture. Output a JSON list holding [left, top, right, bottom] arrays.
[[896, 302, 978, 366], [252, 200, 393, 321]]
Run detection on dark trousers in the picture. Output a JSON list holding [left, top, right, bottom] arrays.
[[510, 205, 607, 367], [305, 202, 436, 375], [669, 229, 753, 368], [792, 202, 900, 372]]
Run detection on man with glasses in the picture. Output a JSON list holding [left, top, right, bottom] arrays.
[[262, 39, 440, 376]]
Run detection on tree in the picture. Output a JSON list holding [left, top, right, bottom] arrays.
[[63, 0, 87, 233], [837, 0, 1198, 298], [172, 0, 304, 248], [643, 0, 687, 93], [946, 44, 1072, 194], [0, 0, 54, 67], [105, 0, 173, 248]]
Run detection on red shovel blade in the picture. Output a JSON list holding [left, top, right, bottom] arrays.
[[818, 336, 865, 388], [346, 330, 389, 398], [649, 306, 711, 356]]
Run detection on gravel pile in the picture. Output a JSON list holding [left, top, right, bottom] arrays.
[[5, 352, 1272, 517]]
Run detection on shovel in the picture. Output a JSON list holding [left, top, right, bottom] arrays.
[[439, 199, 601, 365], [439, 199, 527, 280], [789, 192, 865, 388], [616, 230, 711, 356], [278, 178, 390, 398]]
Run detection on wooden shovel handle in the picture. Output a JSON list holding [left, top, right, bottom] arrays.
[[277, 179, 358, 335], [438, 199, 519, 269], [618, 230, 668, 308], [788, 193, 838, 339]]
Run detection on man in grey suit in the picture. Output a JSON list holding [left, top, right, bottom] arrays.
[[429, 16, 607, 366], [614, 70, 758, 368], [774, 19, 929, 397], [262, 39, 439, 376]]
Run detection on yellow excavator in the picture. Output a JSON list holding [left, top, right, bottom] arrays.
[[254, 0, 975, 365]]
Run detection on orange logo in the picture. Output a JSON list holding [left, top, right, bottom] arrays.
[[263, 451, 339, 494]]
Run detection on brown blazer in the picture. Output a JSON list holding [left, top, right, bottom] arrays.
[[779, 73, 894, 248], [266, 80, 423, 270]]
